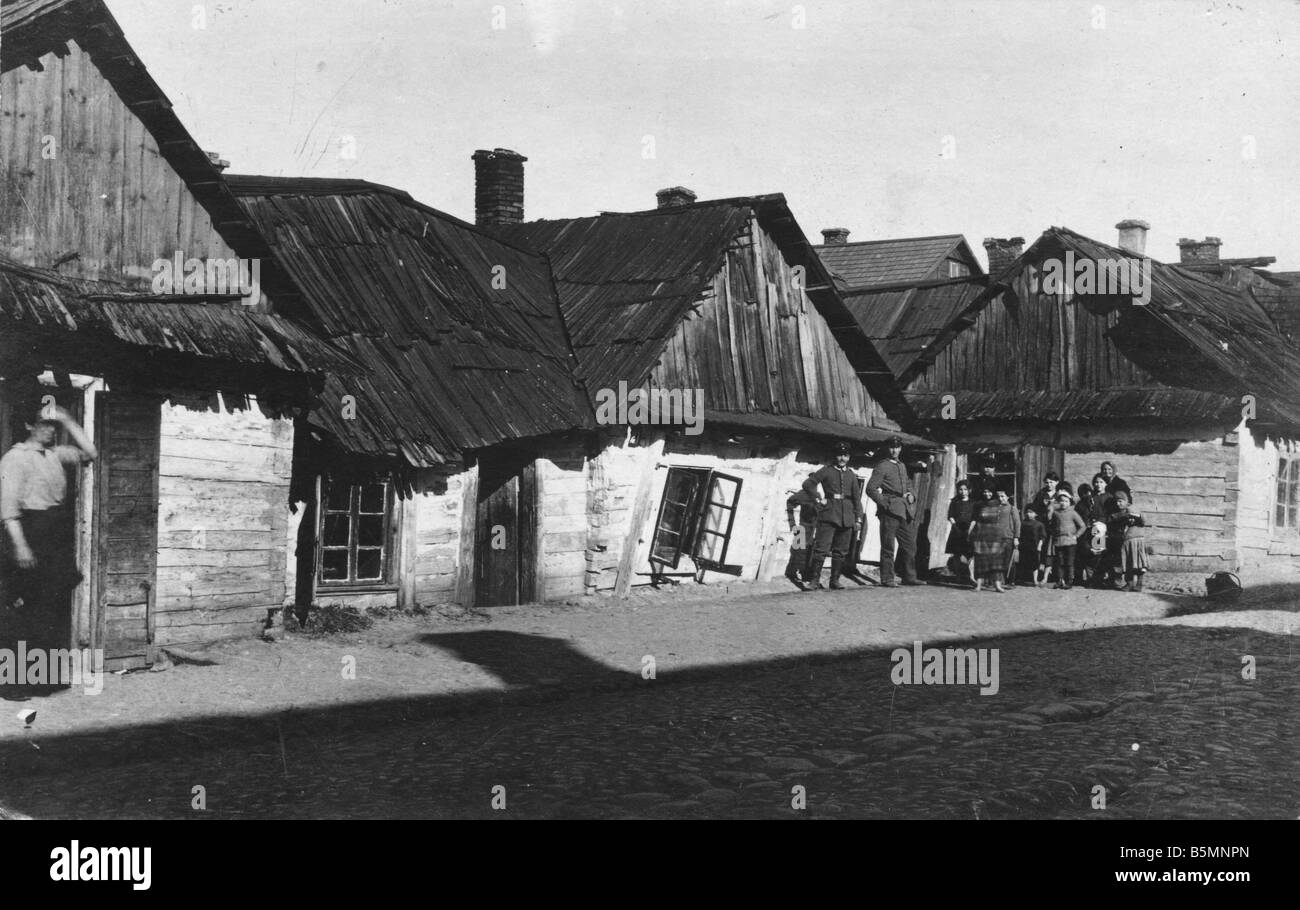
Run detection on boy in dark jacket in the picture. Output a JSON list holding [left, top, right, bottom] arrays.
[[783, 486, 818, 591], [1019, 505, 1048, 586]]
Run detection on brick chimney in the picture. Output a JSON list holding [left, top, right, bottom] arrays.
[[205, 151, 230, 172], [472, 148, 527, 227], [1177, 236, 1222, 265], [656, 186, 697, 209], [821, 227, 850, 245], [1116, 219, 1150, 255], [983, 237, 1024, 276]]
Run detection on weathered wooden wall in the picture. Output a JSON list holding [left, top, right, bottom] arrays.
[[650, 216, 895, 429], [154, 397, 293, 643], [1064, 439, 1237, 571], [911, 273, 1164, 394], [537, 443, 589, 601], [0, 40, 235, 284]]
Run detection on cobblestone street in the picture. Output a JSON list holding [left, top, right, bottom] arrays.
[[1, 609, 1295, 819]]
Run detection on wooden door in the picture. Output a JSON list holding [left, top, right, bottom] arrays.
[[92, 392, 160, 669], [474, 451, 538, 607]]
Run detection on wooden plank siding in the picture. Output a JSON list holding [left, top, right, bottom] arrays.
[[0, 39, 236, 285], [153, 399, 293, 643], [910, 271, 1164, 396], [648, 217, 890, 429], [1064, 440, 1238, 570]]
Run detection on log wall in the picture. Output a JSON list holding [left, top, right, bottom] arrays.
[[154, 397, 293, 643], [1064, 439, 1238, 571]]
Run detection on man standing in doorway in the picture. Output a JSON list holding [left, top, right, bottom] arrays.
[[1, 401, 97, 675], [868, 435, 922, 587], [803, 442, 864, 591]]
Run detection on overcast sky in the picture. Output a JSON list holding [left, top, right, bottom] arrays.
[[106, 0, 1299, 268]]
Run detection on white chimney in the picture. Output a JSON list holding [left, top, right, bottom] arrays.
[[1116, 219, 1150, 255]]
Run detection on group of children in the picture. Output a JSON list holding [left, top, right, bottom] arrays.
[[946, 468, 1150, 593]]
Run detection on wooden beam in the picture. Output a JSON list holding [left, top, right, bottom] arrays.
[[453, 462, 479, 607], [614, 437, 665, 596]]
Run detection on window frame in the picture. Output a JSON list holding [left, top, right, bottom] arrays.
[[1274, 455, 1299, 533], [317, 474, 398, 590], [648, 466, 744, 574]]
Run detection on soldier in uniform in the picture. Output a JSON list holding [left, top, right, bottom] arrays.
[[802, 442, 864, 590], [867, 435, 922, 587]]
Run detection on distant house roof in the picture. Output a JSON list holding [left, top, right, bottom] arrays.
[[499, 195, 915, 425], [813, 235, 979, 290], [912, 226, 1300, 430], [224, 176, 593, 467], [0, 256, 351, 398], [840, 278, 985, 380]]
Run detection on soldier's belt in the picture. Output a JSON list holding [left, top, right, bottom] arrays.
[[828, 494, 845, 499]]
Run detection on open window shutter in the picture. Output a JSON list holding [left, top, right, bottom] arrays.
[[648, 467, 705, 569], [692, 471, 743, 574]]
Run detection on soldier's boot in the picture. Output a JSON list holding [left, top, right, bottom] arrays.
[[806, 558, 826, 590], [828, 558, 845, 590]]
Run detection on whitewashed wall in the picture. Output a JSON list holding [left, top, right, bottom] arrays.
[[1235, 424, 1300, 567]]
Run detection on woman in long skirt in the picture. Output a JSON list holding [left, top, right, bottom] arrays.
[[967, 487, 1016, 592]]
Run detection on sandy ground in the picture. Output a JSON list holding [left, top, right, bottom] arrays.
[[3, 570, 1296, 743]]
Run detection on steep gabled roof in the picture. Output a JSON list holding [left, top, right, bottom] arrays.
[[499, 202, 750, 395], [813, 235, 979, 290], [908, 226, 1300, 430], [225, 176, 593, 466], [499, 195, 914, 422]]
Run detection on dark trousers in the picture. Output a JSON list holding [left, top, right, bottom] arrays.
[[1053, 545, 1076, 585], [809, 521, 853, 583], [2, 508, 77, 655], [784, 546, 811, 580], [878, 512, 917, 584]]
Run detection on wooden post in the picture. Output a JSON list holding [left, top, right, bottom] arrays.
[[756, 449, 799, 581], [453, 462, 479, 607], [614, 437, 665, 597], [397, 485, 419, 609]]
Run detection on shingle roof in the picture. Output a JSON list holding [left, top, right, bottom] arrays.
[[0, 256, 351, 394], [813, 235, 971, 289], [841, 278, 985, 379], [499, 196, 917, 425], [225, 176, 593, 466], [499, 203, 750, 395], [914, 226, 1300, 429]]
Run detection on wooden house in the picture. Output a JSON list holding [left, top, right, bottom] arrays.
[[894, 223, 1300, 572], [812, 231, 987, 570], [0, 0, 350, 665], [219, 174, 598, 611], [220, 161, 933, 608], [500, 190, 931, 594]]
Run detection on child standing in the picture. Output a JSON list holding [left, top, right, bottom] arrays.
[[1109, 490, 1149, 591], [945, 480, 976, 584], [1049, 490, 1086, 589], [783, 486, 818, 591], [1019, 505, 1048, 586]]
